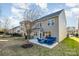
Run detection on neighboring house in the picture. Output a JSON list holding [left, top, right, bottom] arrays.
[[8, 26, 22, 34], [67, 27, 76, 35], [20, 9, 67, 42]]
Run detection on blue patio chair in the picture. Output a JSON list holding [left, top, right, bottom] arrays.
[[37, 38, 46, 44], [37, 37, 56, 45], [45, 37, 56, 45]]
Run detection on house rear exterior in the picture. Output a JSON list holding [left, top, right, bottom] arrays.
[[20, 9, 67, 42], [31, 9, 67, 42]]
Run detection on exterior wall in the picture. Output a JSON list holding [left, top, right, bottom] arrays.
[[8, 26, 22, 34], [20, 10, 67, 42], [58, 10, 67, 42], [40, 17, 59, 41], [8, 29, 14, 34], [32, 29, 40, 38], [20, 22, 26, 36], [32, 22, 41, 38], [15, 26, 21, 34], [20, 21, 29, 36], [32, 17, 59, 42], [20, 21, 33, 36]]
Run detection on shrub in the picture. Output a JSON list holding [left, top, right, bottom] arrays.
[[0, 32, 4, 35], [24, 35, 34, 39], [75, 33, 78, 37], [12, 33, 22, 37]]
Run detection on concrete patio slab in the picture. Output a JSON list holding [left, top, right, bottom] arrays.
[[29, 39, 58, 49]]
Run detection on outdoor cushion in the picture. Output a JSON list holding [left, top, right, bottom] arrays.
[[47, 37, 56, 40], [45, 39, 56, 45], [37, 38, 46, 44], [45, 37, 56, 45], [37, 37, 56, 45]]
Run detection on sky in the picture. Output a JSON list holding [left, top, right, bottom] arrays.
[[0, 3, 79, 29]]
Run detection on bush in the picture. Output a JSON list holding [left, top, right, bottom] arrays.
[[75, 33, 78, 37], [67, 34, 69, 37], [24, 35, 34, 39], [5, 33, 11, 35], [11, 33, 22, 37], [21, 44, 33, 48], [0, 32, 4, 34]]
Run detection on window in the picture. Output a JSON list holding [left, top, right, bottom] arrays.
[[52, 20, 54, 25], [34, 32, 37, 36], [17, 30, 20, 32], [43, 31, 51, 37], [48, 20, 51, 26], [36, 32, 37, 36], [39, 22, 42, 27], [48, 19, 54, 26]]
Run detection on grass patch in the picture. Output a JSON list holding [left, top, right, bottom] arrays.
[[0, 37, 79, 56], [61, 37, 79, 48]]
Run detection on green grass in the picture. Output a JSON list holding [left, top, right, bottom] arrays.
[[61, 37, 79, 48], [0, 36, 79, 56]]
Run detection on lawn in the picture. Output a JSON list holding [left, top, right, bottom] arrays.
[[0, 36, 79, 56]]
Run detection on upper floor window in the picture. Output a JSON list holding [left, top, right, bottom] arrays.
[[48, 19, 54, 26], [17, 30, 20, 32], [39, 22, 42, 27], [52, 20, 54, 25]]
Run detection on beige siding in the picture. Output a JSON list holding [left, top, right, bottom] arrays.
[[32, 17, 59, 41], [41, 17, 59, 41], [20, 23, 26, 36], [32, 22, 41, 38], [8, 26, 22, 34]]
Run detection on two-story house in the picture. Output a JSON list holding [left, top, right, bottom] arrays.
[[20, 9, 67, 48], [30, 9, 67, 42], [8, 26, 21, 34]]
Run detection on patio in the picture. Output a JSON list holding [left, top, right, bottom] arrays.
[[29, 39, 58, 49]]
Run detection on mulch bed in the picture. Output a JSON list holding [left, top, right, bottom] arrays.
[[21, 43, 33, 48]]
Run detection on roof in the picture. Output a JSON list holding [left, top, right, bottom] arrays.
[[9, 26, 20, 30], [34, 9, 64, 22], [20, 20, 32, 24], [20, 9, 64, 26]]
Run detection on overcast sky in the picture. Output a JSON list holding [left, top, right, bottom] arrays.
[[0, 3, 79, 29]]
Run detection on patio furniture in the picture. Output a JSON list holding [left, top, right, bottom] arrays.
[[37, 37, 56, 45], [37, 38, 46, 44], [45, 37, 56, 45]]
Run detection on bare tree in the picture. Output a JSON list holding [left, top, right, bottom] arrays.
[[0, 5, 1, 17], [0, 5, 2, 28], [23, 4, 43, 21], [3, 18, 10, 34], [0, 21, 1, 28], [23, 4, 44, 43]]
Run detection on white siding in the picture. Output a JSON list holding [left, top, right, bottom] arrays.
[[58, 10, 67, 42]]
